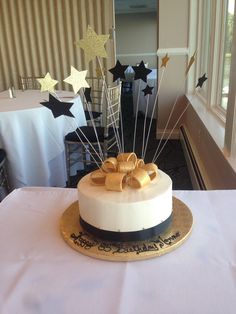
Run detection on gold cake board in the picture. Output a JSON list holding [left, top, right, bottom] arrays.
[[60, 197, 193, 262]]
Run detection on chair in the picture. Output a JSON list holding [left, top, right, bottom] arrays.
[[19, 76, 42, 90], [80, 77, 105, 126], [65, 82, 122, 186], [0, 149, 10, 201]]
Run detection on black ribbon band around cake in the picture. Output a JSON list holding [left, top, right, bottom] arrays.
[[79, 214, 173, 242]]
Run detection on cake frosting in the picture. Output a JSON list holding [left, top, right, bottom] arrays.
[[77, 169, 173, 240]]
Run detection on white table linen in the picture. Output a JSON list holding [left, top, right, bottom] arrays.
[[0, 188, 235, 314], [133, 69, 157, 118], [0, 90, 86, 188]]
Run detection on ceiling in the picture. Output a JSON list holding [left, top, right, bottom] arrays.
[[115, 0, 157, 14]]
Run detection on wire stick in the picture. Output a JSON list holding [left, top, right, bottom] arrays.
[[73, 128, 102, 168], [143, 68, 165, 160], [119, 100, 125, 153], [132, 79, 141, 152], [66, 117, 103, 167], [81, 89, 104, 160], [141, 94, 149, 159], [153, 76, 188, 161], [153, 51, 196, 161], [152, 101, 190, 163]]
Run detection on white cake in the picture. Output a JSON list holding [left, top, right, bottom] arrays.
[[77, 169, 173, 241]]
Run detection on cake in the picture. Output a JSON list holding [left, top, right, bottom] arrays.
[[77, 153, 173, 242]]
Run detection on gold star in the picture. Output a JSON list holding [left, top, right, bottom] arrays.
[[77, 25, 109, 64], [161, 54, 170, 68], [185, 50, 197, 75], [63, 66, 89, 94], [37, 73, 58, 92]]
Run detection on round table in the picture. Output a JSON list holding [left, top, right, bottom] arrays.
[[0, 90, 86, 188]]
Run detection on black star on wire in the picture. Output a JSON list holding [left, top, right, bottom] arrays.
[[132, 60, 152, 82], [109, 60, 129, 82], [142, 84, 154, 96], [196, 73, 208, 88], [40, 93, 74, 118], [84, 87, 92, 103]]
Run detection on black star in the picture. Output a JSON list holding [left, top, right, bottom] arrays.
[[84, 87, 92, 103], [132, 61, 152, 82], [40, 93, 74, 118], [109, 60, 129, 82], [142, 84, 154, 96], [196, 73, 208, 88]]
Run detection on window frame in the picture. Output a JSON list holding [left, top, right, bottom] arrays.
[[196, 0, 228, 116], [188, 0, 236, 157]]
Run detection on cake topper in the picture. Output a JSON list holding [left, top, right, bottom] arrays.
[[37, 73, 58, 93], [160, 53, 170, 68], [109, 60, 129, 82], [151, 51, 198, 163], [185, 50, 197, 75], [40, 93, 74, 118], [152, 72, 208, 163], [142, 85, 154, 96], [131, 61, 153, 153], [196, 73, 208, 88], [38, 25, 207, 188], [132, 60, 152, 83], [76, 25, 109, 64], [63, 66, 89, 94], [90, 153, 158, 192]]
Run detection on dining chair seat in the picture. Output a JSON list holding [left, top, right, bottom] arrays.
[[84, 110, 102, 122]]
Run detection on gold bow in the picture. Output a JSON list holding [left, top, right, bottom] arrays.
[[90, 153, 158, 192]]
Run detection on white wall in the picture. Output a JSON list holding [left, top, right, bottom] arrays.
[[115, 12, 157, 68], [157, 0, 189, 134]]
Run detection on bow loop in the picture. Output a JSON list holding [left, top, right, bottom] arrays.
[[90, 153, 158, 192]]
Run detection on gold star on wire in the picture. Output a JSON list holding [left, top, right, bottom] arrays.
[[185, 50, 197, 75], [37, 73, 58, 93], [63, 66, 89, 94], [77, 25, 109, 64], [161, 54, 170, 68]]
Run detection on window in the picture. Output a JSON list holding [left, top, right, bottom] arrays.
[[221, 0, 235, 110], [195, 0, 235, 113], [197, 0, 211, 102], [192, 0, 236, 157]]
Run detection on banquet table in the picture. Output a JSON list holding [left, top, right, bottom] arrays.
[[0, 90, 86, 189], [0, 188, 235, 314], [133, 69, 157, 118]]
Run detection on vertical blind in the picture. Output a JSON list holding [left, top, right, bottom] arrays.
[[0, 0, 115, 91]]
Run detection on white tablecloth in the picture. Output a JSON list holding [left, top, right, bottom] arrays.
[[0, 90, 86, 189], [0, 188, 235, 314], [133, 69, 157, 117]]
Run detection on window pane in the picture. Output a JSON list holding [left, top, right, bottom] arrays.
[[221, 0, 235, 110], [198, 0, 211, 99]]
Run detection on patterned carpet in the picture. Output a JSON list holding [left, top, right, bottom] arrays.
[[69, 91, 193, 190]]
